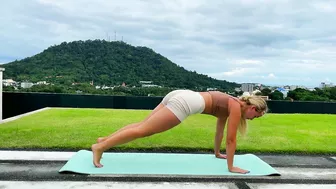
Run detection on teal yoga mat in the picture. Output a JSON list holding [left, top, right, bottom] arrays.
[[59, 150, 280, 176]]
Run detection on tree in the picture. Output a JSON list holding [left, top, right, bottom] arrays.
[[269, 90, 283, 100], [3, 86, 15, 92], [261, 88, 272, 96], [1, 39, 240, 92]]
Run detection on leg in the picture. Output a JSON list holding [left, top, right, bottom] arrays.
[[97, 103, 165, 143], [91, 106, 181, 167]]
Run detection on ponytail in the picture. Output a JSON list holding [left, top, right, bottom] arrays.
[[238, 95, 268, 136], [239, 117, 247, 136]]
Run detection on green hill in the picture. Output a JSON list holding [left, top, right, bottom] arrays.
[[2, 40, 240, 91]]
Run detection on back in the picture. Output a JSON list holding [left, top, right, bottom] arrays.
[[206, 91, 231, 118]]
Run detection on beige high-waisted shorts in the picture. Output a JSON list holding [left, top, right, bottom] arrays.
[[161, 90, 205, 121]]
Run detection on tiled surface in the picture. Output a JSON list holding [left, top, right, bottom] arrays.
[[0, 151, 75, 161], [249, 184, 336, 189], [0, 181, 237, 189]]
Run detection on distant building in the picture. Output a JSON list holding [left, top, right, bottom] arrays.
[[255, 83, 262, 90], [289, 85, 298, 90], [320, 82, 334, 88], [207, 88, 217, 91], [139, 81, 153, 84], [101, 86, 113, 90], [289, 85, 306, 90], [283, 85, 290, 90], [21, 82, 34, 88], [276, 87, 288, 98], [3, 79, 16, 86], [234, 87, 241, 92], [139, 80, 161, 87], [241, 83, 254, 93], [36, 81, 48, 85], [142, 84, 161, 88]]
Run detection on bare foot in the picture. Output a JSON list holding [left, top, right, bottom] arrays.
[[97, 137, 106, 143], [216, 153, 227, 159], [91, 144, 104, 168]]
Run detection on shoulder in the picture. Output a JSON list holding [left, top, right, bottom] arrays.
[[228, 98, 242, 115], [213, 91, 232, 100]]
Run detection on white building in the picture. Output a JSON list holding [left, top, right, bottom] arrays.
[[234, 87, 241, 92], [21, 82, 34, 88], [142, 84, 161, 88], [289, 85, 306, 90], [139, 81, 153, 84], [3, 79, 16, 86], [207, 88, 217, 91], [241, 83, 254, 93], [320, 82, 334, 88], [36, 81, 48, 85], [139, 80, 161, 87], [276, 87, 288, 98]]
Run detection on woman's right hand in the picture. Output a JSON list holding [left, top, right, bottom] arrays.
[[229, 166, 250, 174]]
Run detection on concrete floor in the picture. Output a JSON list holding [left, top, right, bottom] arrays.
[[0, 150, 335, 189], [0, 181, 335, 189]]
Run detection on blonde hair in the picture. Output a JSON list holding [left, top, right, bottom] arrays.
[[238, 95, 268, 136]]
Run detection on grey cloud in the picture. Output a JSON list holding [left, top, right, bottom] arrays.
[[1, 0, 336, 87]]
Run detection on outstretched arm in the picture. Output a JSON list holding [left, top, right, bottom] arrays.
[[214, 117, 227, 158], [226, 102, 249, 174]]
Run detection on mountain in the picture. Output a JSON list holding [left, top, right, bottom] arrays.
[[2, 40, 240, 91]]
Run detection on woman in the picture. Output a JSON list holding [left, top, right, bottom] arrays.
[[92, 89, 268, 174]]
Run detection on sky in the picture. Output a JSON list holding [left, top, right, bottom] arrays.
[[1, 0, 336, 87]]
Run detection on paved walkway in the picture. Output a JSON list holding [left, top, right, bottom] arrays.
[[0, 150, 335, 189]]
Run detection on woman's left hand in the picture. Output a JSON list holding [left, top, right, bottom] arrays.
[[215, 153, 227, 159]]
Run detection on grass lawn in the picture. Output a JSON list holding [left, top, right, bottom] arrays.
[[0, 108, 335, 155]]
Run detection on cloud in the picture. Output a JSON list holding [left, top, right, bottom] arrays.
[[223, 67, 259, 76], [267, 73, 276, 78], [1, 0, 336, 87], [233, 59, 264, 66]]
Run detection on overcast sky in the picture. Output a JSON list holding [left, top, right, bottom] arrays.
[[1, 0, 335, 87]]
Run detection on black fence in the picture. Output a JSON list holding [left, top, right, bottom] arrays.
[[3, 92, 162, 119], [266, 100, 336, 114], [3, 92, 336, 119]]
